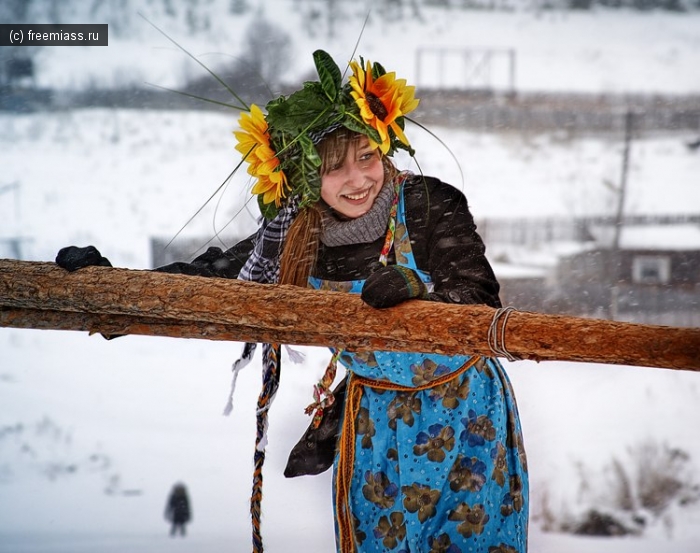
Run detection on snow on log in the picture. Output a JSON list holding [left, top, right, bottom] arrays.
[[0, 259, 698, 371]]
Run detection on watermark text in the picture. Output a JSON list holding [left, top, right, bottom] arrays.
[[1, 24, 108, 46]]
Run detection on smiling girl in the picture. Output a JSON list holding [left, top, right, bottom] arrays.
[[232, 53, 528, 553], [56, 50, 528, 553]]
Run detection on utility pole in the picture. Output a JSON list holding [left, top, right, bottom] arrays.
[[609, 110, 634, 321], [613, 110, 633, 251]]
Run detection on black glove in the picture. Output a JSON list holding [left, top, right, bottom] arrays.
[[360, 265, 428, 309], [155, 247, 238, 278], [56, 245, 112, 272], [284, 379, 346, 478], [55, 245, 119, 340]]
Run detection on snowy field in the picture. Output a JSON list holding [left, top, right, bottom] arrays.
[[2, 3, 700, 553], [2, 330, 699, 553]]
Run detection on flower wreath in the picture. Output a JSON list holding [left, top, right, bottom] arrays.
[[234, 50, 420, 219]]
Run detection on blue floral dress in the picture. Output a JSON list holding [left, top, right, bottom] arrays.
[[308, 182, 529, 553]]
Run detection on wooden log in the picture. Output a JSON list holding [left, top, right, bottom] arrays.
[[1, 259, 698, 371]]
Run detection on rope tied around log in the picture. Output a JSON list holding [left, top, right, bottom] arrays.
[[1, 260, 699, 370], [488, 306, 522, 362]]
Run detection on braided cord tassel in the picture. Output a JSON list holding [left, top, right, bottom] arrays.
[[304, 350, 340, 428], [251, 343, 282, 553]]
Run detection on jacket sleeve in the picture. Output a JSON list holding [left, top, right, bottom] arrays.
[[413, 177, 502, 308], [154, 233, 256, 279]]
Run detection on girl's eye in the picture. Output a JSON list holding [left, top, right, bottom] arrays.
[[358, 151, 374, 162]]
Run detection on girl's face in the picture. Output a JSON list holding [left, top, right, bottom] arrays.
[[320, 136, 385, 219]]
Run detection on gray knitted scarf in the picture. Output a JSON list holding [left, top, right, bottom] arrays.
[[319, 181, 396, 247]]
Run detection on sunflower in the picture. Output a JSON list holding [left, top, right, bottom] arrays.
[[234, 104, 288, 206], [349, 60, 420, 154]]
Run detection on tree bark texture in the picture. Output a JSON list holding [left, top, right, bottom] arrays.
[[1, 259, 698, 371]]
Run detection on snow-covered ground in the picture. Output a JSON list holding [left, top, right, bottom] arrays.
[[2, 2, 700, 552], [2, 329, 699, 552]]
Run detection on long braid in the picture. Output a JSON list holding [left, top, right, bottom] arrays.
[[236, 199, 298, 553], [251, 343, 281, 552]]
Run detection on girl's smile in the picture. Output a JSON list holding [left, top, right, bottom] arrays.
[[342, 187, 372, 202], [320, 136, 385, 219]]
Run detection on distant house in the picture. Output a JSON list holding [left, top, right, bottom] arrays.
[[492, 262, 549, 312], [0, 57, 35, 88], [490, 240, 593, 314], [553, 224, 700, 327]]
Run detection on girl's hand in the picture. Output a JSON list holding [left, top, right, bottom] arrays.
[[55, 245, 112, 272], [361, 265, 428, 308]]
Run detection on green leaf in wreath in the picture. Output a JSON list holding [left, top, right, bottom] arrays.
[[300, 170, 321, 207], [342, 114, 382, 146], [298, 135, 322, 168], [266, 85, 330, 136], [313, 49, 342, 102], [372, 61, 387, 79]]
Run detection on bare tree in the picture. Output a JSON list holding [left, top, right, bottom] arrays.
[[239, 17, 292, 88]]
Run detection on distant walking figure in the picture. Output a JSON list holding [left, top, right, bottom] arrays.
[[686, 136, 700, 151], [165, 482, 191, 537]]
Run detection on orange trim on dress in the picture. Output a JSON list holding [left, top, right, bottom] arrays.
[[334, 355, 481, 552]]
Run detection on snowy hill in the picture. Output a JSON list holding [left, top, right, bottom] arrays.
[[6, 1, 699, 95]]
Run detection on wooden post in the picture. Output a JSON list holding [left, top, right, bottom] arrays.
[[1, 259, 699, 371]]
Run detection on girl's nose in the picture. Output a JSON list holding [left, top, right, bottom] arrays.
[[343, 163, 364, 187]]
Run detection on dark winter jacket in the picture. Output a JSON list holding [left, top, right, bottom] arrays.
[[157, 175, 501, 308], [158, 175, 501, 479], [165, 485, 191, 524]]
